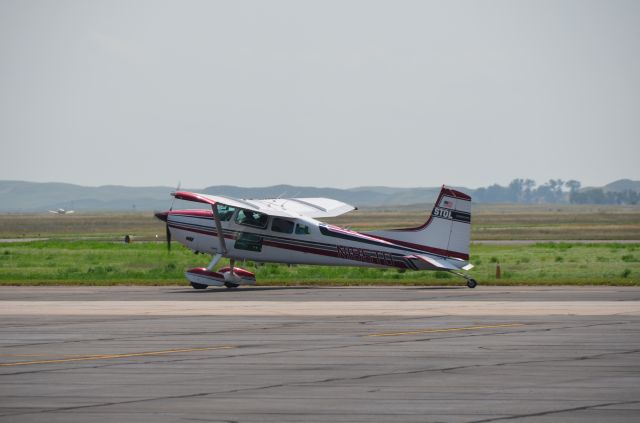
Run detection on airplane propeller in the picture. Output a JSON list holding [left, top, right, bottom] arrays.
[[160, 182, 180, 253], [153, 182, 180, 253]]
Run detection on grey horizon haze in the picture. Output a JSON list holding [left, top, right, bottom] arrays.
[[1, 0, 639, 190]]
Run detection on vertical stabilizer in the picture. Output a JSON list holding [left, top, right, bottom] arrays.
[[365, 186, 471, 260]]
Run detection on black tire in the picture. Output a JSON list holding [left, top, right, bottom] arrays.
[[224, 282, 239, 289], [190, 282, 208, 290], [466, 278, 477, 289]]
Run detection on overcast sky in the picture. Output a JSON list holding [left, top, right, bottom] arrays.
[[1, 0, 638, 189]]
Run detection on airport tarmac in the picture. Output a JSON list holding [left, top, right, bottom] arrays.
[[1, 286, 640, 422]]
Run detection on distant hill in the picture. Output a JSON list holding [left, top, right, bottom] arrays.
[[0, 181, 172, 213], [602, 179, 640, 192], [569, 179, 640, 205], [0, 181, 447, 212], [0, 179, 637, 212]]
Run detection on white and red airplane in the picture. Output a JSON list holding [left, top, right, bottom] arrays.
[[48, 208, 75, 215], [155, 185, 477, 289]]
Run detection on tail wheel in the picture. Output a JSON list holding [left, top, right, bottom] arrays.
[[190, 282, 208, 290], [224, 282, 239, 289], [466, 278, 477, 289]]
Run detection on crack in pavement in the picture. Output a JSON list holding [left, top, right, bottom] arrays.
[[466, 400, 640, 422], [0, 325, 539, 376], [2, 317, 633, 349], [0, 319, 318, 348], [3, 320, 637, 377], [3, 344, 639, 417]]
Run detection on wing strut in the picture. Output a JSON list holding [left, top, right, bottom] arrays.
[[211, 204, 227, 256], [204, 204, 227, 272]]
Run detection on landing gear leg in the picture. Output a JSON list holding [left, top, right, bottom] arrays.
[[225, 258, 239, 289], [449, 271, 478, 289], [206, 253, 223, 271]]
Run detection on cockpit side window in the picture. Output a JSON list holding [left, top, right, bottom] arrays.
[[295, 223, 310, 235], [271, 218, 294, 234], [215, 204, 236, 221], [235, 208, 268, 229]]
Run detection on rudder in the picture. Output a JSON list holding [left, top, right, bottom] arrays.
[[365, 186, 471, 260]]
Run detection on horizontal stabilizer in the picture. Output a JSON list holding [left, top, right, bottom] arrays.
[[405, 254, 474, 271]]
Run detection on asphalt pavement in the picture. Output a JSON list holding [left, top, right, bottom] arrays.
[[1, 286, 639, 422]]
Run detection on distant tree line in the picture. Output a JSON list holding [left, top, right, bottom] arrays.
[[473, 179, 580, 203], [473, 179, 638, 205], [569, 189, 639, 205]]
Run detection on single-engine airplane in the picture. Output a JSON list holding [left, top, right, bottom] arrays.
[[48, 208, 75, 215], [155, 186, 477, 289]]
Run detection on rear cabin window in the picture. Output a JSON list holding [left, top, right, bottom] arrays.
[[271, 218, 294, 234], [235, 209, 268, 229], [215, 204, 236, 221], [295, 223, 310, 235]]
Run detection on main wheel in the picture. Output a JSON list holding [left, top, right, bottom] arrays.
[[466, 278, 477, 289], [190, 282, 208, 290], [224, 282, 239, 289]]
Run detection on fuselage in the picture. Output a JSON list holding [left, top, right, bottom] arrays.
[[160, 208, 467, 271], [49, 209, 74, 214]]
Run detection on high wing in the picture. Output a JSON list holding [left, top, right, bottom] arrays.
[[172, 191, 356, 218]]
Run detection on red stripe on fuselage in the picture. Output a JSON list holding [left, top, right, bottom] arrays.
[[364, 234, 469, 260], [168, 222, 235, 241], [262, 239, 339, 258], [168, 221, 412, 268], [169, 209, 213, 217]]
